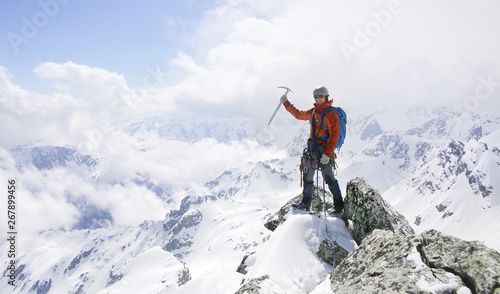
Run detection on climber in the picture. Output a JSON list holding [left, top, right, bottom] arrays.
[[282, 86, 344, 212]]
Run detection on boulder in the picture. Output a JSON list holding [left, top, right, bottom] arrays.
[[317, 238, 349, 267], [419, 229, 500, 294], [236, 252, 256, 275], [234, 275, 286, 294], [344, 177, 415, 244], [327, 229, 500, 294]]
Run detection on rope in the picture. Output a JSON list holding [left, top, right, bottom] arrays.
[[322, 172, 328, 236], [315, 159, 329, 237]]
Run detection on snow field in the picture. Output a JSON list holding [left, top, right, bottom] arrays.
[[243, 210, 355, 294]]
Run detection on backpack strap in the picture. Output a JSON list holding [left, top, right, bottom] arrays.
[[317, 107, 333, 141], [310, 110, 320, 157], [309, 107, 334, 157]]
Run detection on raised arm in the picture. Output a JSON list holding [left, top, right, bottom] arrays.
[[283, 100, 313, 121]]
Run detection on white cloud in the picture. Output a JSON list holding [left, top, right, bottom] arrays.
[[0, 66, 76, 116], [0, 128, 285, 237], [0, 66, 80, 148], [96, 130, 286, 187], [1, 62, 166, 149], [33, 61, 136, 117], [154, 0, 500, 120], [97, 183, 166, 227], [3, 0, 499, 151]]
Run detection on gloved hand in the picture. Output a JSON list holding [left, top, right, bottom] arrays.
[[320, 154, 330, 165], [280, 94, 288, 104]]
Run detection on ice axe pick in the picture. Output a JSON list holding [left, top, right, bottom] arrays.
[[268, 86, 293, 126]]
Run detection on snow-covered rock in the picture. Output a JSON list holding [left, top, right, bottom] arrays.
[[326, 229, 500, 294], [1, 221, 189, 294], [384, 131, 500, 251], [11, 143, 97, 170], [241, 212, 354, 293]]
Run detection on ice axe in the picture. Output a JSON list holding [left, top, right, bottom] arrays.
[[268, 86, 293, 126]]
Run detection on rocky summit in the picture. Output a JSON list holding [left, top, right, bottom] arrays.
[[329, 229, 500, 294], [344, 177, 415, 244], [248, 177, 500, 294]]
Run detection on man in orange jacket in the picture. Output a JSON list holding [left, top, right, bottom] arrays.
[[283, 86, 344, 212]]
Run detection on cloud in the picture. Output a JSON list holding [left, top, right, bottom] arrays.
[[154, 0, 500, 120], [0, 66, 76, 116], [14, 165, 168, 234], [96, 130, 286, 187], [0, 66, 80, 148], [2, 0, 500, 149], [1, 62, 164, 149], [0, 128, 285, 236], [33, 61, 136, 117]]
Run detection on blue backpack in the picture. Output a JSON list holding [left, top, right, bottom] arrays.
[[310, 106, 347, 151]]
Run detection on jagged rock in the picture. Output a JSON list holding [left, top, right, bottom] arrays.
[[177, 267, 191, 286], [418, 229, 500, 294], [161, 195, 212, 259], [330, 230, 426, 293], [162, 209, 203, 258], [330, 230, 462, 293], [106, 269, 124, 287], [344, 177, 415, 244], [263, 195, 298, 232], [360, 119, 383, 141], [317, 238, 349, 267], [30, 279, 52, 294], [410, 140, 497, 199], [235, 275, 286, 294], [264, 187, 333, 231], [65, 248, 94, 273], [163, 196, 210, 232], [362, 132, 403, 158], [11, 145, 97, 170], [328, 229, 500, 294], [237, 252, 256, 275]]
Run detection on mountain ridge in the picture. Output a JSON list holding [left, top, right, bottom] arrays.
[[2, 105, 500, 293]]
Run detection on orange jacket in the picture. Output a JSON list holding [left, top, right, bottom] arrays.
[[284, 99, 339, 158]]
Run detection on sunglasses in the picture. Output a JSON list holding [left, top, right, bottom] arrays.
[[314, 95, 325, 99]]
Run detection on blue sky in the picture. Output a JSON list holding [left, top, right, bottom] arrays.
[[1, 0, 500, 149], [1, 0, 212, 90]]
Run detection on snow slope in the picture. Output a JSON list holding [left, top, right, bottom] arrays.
[[1, 158, 321, 293], [383, 130, 500, 251], [243, 211, 355, 293], [5, 222, 188, 293]]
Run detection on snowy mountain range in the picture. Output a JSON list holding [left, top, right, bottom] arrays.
[[1, 105, 499, 293]]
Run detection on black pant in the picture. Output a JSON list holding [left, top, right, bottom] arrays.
[[302, 150, 344, 209]]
